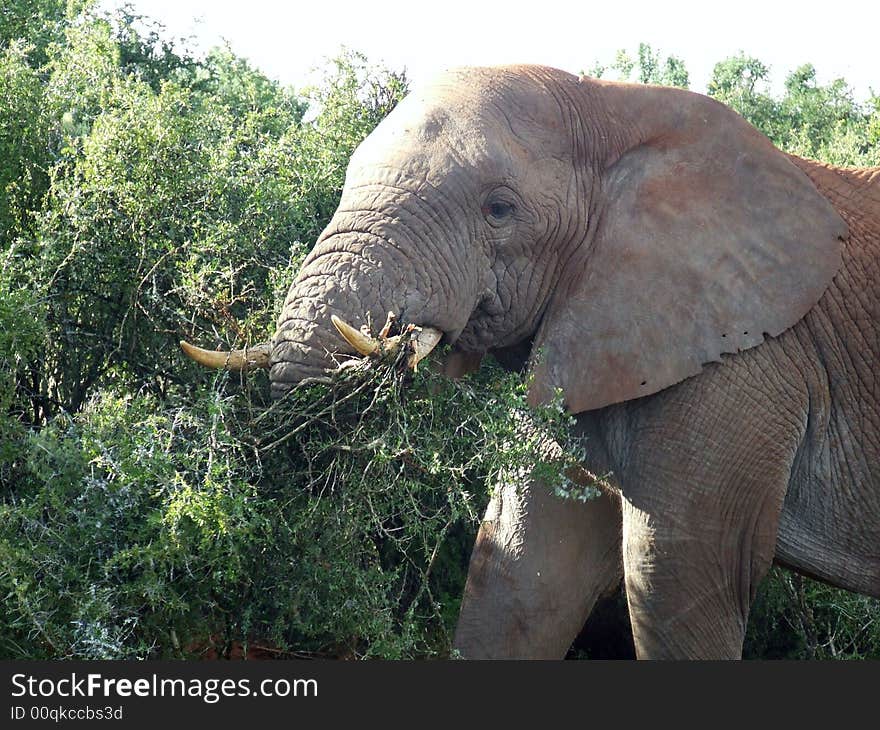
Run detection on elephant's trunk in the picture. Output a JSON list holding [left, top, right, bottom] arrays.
[[268, 206, 480, 395], [181, 171, 486, 390]]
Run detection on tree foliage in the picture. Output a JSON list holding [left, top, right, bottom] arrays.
[[708, 54, 879, 166], [588, 42, 689, 88], [0, 16, 877, 659]]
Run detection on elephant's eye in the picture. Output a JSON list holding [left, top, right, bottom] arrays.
[[482, 200, 515, 222]]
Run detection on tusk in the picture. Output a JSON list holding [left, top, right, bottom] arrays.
[[331, 315, 380, 356], [407, 326, 443, 369], [180, 340, 271, 371], [377, 324, 442, 369], [330, 315, 442, 370]]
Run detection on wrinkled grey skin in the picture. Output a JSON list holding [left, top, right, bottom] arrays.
[[270, 65, 880, 659], [272, 67, 589, 392]]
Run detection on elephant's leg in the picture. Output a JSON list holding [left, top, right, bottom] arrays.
[[621, 491, 782, 659], [614, 356, 806, 659], [453, 480, 622, 659]]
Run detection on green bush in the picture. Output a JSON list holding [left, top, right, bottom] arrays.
[[2, 384, 281, 658], [745, 568, 880, 659], [0, 5, 583, 658], [0, 260, 46, 485], [0, 354, 583, 658], [0, 39, 51, 247]]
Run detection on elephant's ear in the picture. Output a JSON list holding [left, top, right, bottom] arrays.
[[528, 81, 847, 413]]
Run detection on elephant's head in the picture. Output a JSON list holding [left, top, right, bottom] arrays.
[[185, 65, 845, 412]]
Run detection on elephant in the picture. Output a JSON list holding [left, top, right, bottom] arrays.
[[182, 64, 880, 659]]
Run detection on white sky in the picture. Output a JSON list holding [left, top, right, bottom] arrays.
[[100, 0, 878, 101]]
